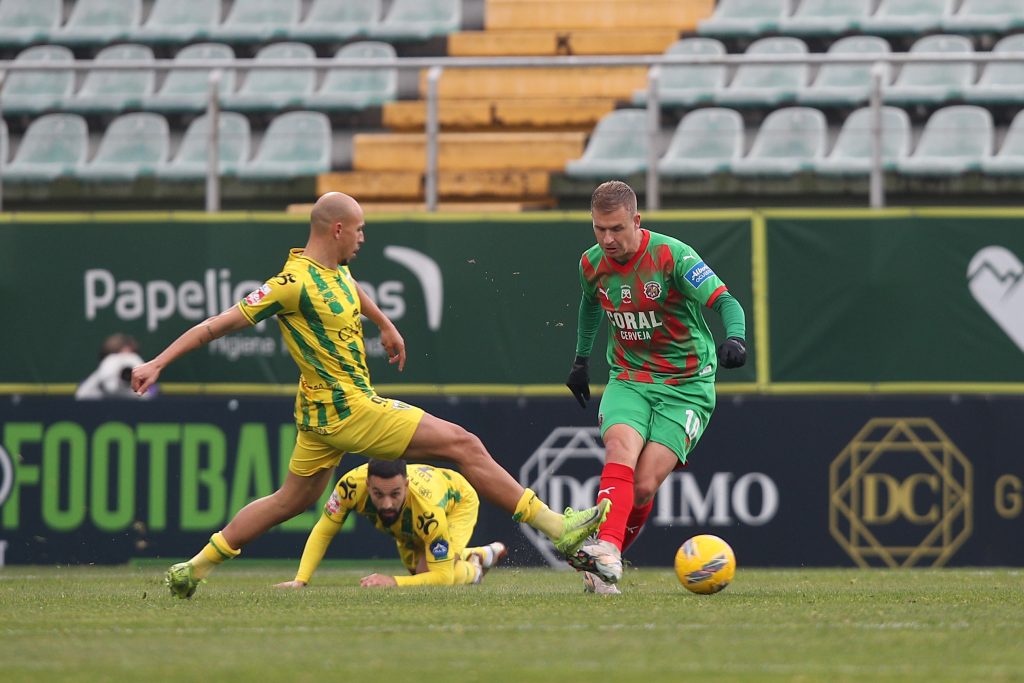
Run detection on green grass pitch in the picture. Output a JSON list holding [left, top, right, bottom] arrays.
[[1, 563, 1022, 683]]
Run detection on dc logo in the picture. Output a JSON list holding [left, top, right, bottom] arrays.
[[0, 445, 13, 509], [519, 427, 605, 567]]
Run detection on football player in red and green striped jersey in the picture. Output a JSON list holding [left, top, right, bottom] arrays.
[[565, 181, 747, 594]]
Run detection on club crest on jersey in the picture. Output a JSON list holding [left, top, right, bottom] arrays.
[[643, 281, 663, 300], [430, 539, 449, 560], [244, 283, 272, 306], [684, 261, 716, 289], [620, 285, 633, 303]]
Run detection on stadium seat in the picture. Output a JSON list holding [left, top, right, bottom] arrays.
[[77, 113, 170, 181], [714, 37, 808, 107], [658, 108, 744, 177], [964, 34, 1024, 105], [942, 0, 1024, 34], [814, 106, 911, 175], [221, 42, 315, 112], [897, 105, 993, 176], [779, 0, 872, 36], [3, 113, 88, 181], [132, 0, 221, 44], [157, 112, 251, 180], [730, 107, 826, 176], [564, 109, 649, 178], [858, 0, 955, 35], [0, 0, 61, 47], [369, 0, 460, 41], [883, 35, 974, 105], [631, 38, 727, 108], [141, 43, 236, 113], [697, 0, 790, 37], [64, 43, 155, 114], [980, 110, 1024, 176], [210, 0, 300, 44], [289, 0, 379, 43], [236, 111, 331, 179], [54, 0, 141, 45], [303, 41, 397, 111], [1, 45, 75, 116], [798, 36, 891, 107]]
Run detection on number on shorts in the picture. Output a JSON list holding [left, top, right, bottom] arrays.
[[684, 409, 701, 440]]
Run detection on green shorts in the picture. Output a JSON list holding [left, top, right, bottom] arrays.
[[598, 378, 716, 464]]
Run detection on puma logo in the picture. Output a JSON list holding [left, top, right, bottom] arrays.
[[598, 486, 615, 497]]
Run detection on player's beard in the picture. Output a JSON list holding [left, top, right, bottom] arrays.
[[378, 509, 399, 526]]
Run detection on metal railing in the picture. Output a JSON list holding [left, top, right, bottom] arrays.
[[1, 50, 1023, 213]]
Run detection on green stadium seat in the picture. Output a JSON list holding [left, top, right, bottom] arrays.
[[814, 106, 911, 175], [132, 0, 221, 44], [942, 0, 1024, 34], [730, 106, 826, 176], [858, 0, 954, 35], [696, 0, 790, 37], [965, 34, 1024, 105], [1, 45, 75, 116], [221, 42, 315, 112], [980, 110, 1024, 176], [237, 111, 331, 179], [158, 112, 251, 180], [77, 112, 169, 181], [798, 36, 891, 107], [210, 0, 300, 43], [779, 0, 872, 36], [369, 0, 461, 41], [631, 38, 726, 108], [883, 35, 974, 105], [64, 43, 154, 114], [142, 43, 236, 113], [714, 37, 808, 107], [0, 0, 62, 47], [564, 109, 649, 178], [658, 108, 744, 177], [4, 113, 88, 181], [54, 0, 141, 45], [289, 0, 379, 43], [897, 105, 992, 176], [303, 41, 397, 111]]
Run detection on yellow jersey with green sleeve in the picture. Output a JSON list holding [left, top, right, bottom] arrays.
[[237, 248, 374, 430], [324, 463, 470, 586]]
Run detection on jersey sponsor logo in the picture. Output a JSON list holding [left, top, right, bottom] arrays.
[[243, 283, 272, 306], [620, 285, 633, 303], [417, 512, 439, 535], [643, 281, 663, 300], [326, 490, 342, 515], [430, 539, 449, 560], [684, 261, 716, 289], [606, 310, 664, 341]]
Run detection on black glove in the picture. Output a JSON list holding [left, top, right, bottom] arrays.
[[566, 355, 590, 408], [717, 337, 747, 369]]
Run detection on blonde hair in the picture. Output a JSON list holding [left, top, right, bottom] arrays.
[[591, 180, 637, 216]]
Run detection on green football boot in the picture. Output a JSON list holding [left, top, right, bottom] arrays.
[[164, 562, 201, 599], [552, 499, 611, 556]]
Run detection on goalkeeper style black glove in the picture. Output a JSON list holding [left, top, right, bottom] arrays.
[[717, 337, 747, 369], [566, 355, 591, 408]]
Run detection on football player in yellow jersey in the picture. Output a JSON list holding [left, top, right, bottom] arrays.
[[131, 192, 609, 598], [274, 459, 507, 588]]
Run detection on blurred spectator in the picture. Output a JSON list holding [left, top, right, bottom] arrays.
[[75, 333, 153, 400]]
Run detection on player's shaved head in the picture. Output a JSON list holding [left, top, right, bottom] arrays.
[[310, 192, 361, 235]]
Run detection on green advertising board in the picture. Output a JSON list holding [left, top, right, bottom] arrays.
[[0, 212, 754, 390]]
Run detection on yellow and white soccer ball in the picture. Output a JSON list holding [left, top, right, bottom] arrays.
[[674, 534, 736, 594]]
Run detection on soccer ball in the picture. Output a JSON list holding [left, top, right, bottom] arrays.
[[674, 534, 736, 594]]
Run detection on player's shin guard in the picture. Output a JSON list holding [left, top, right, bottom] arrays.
[[621, 498, 654, 553], [595, 463, 635, 550]]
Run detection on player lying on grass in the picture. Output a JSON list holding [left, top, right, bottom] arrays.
[[275, 459, 507, 588]]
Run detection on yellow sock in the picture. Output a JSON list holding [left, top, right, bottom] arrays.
[[190, 531, 241, 580], [512, 488, 563, 540], [452, 558, 480, 585]]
